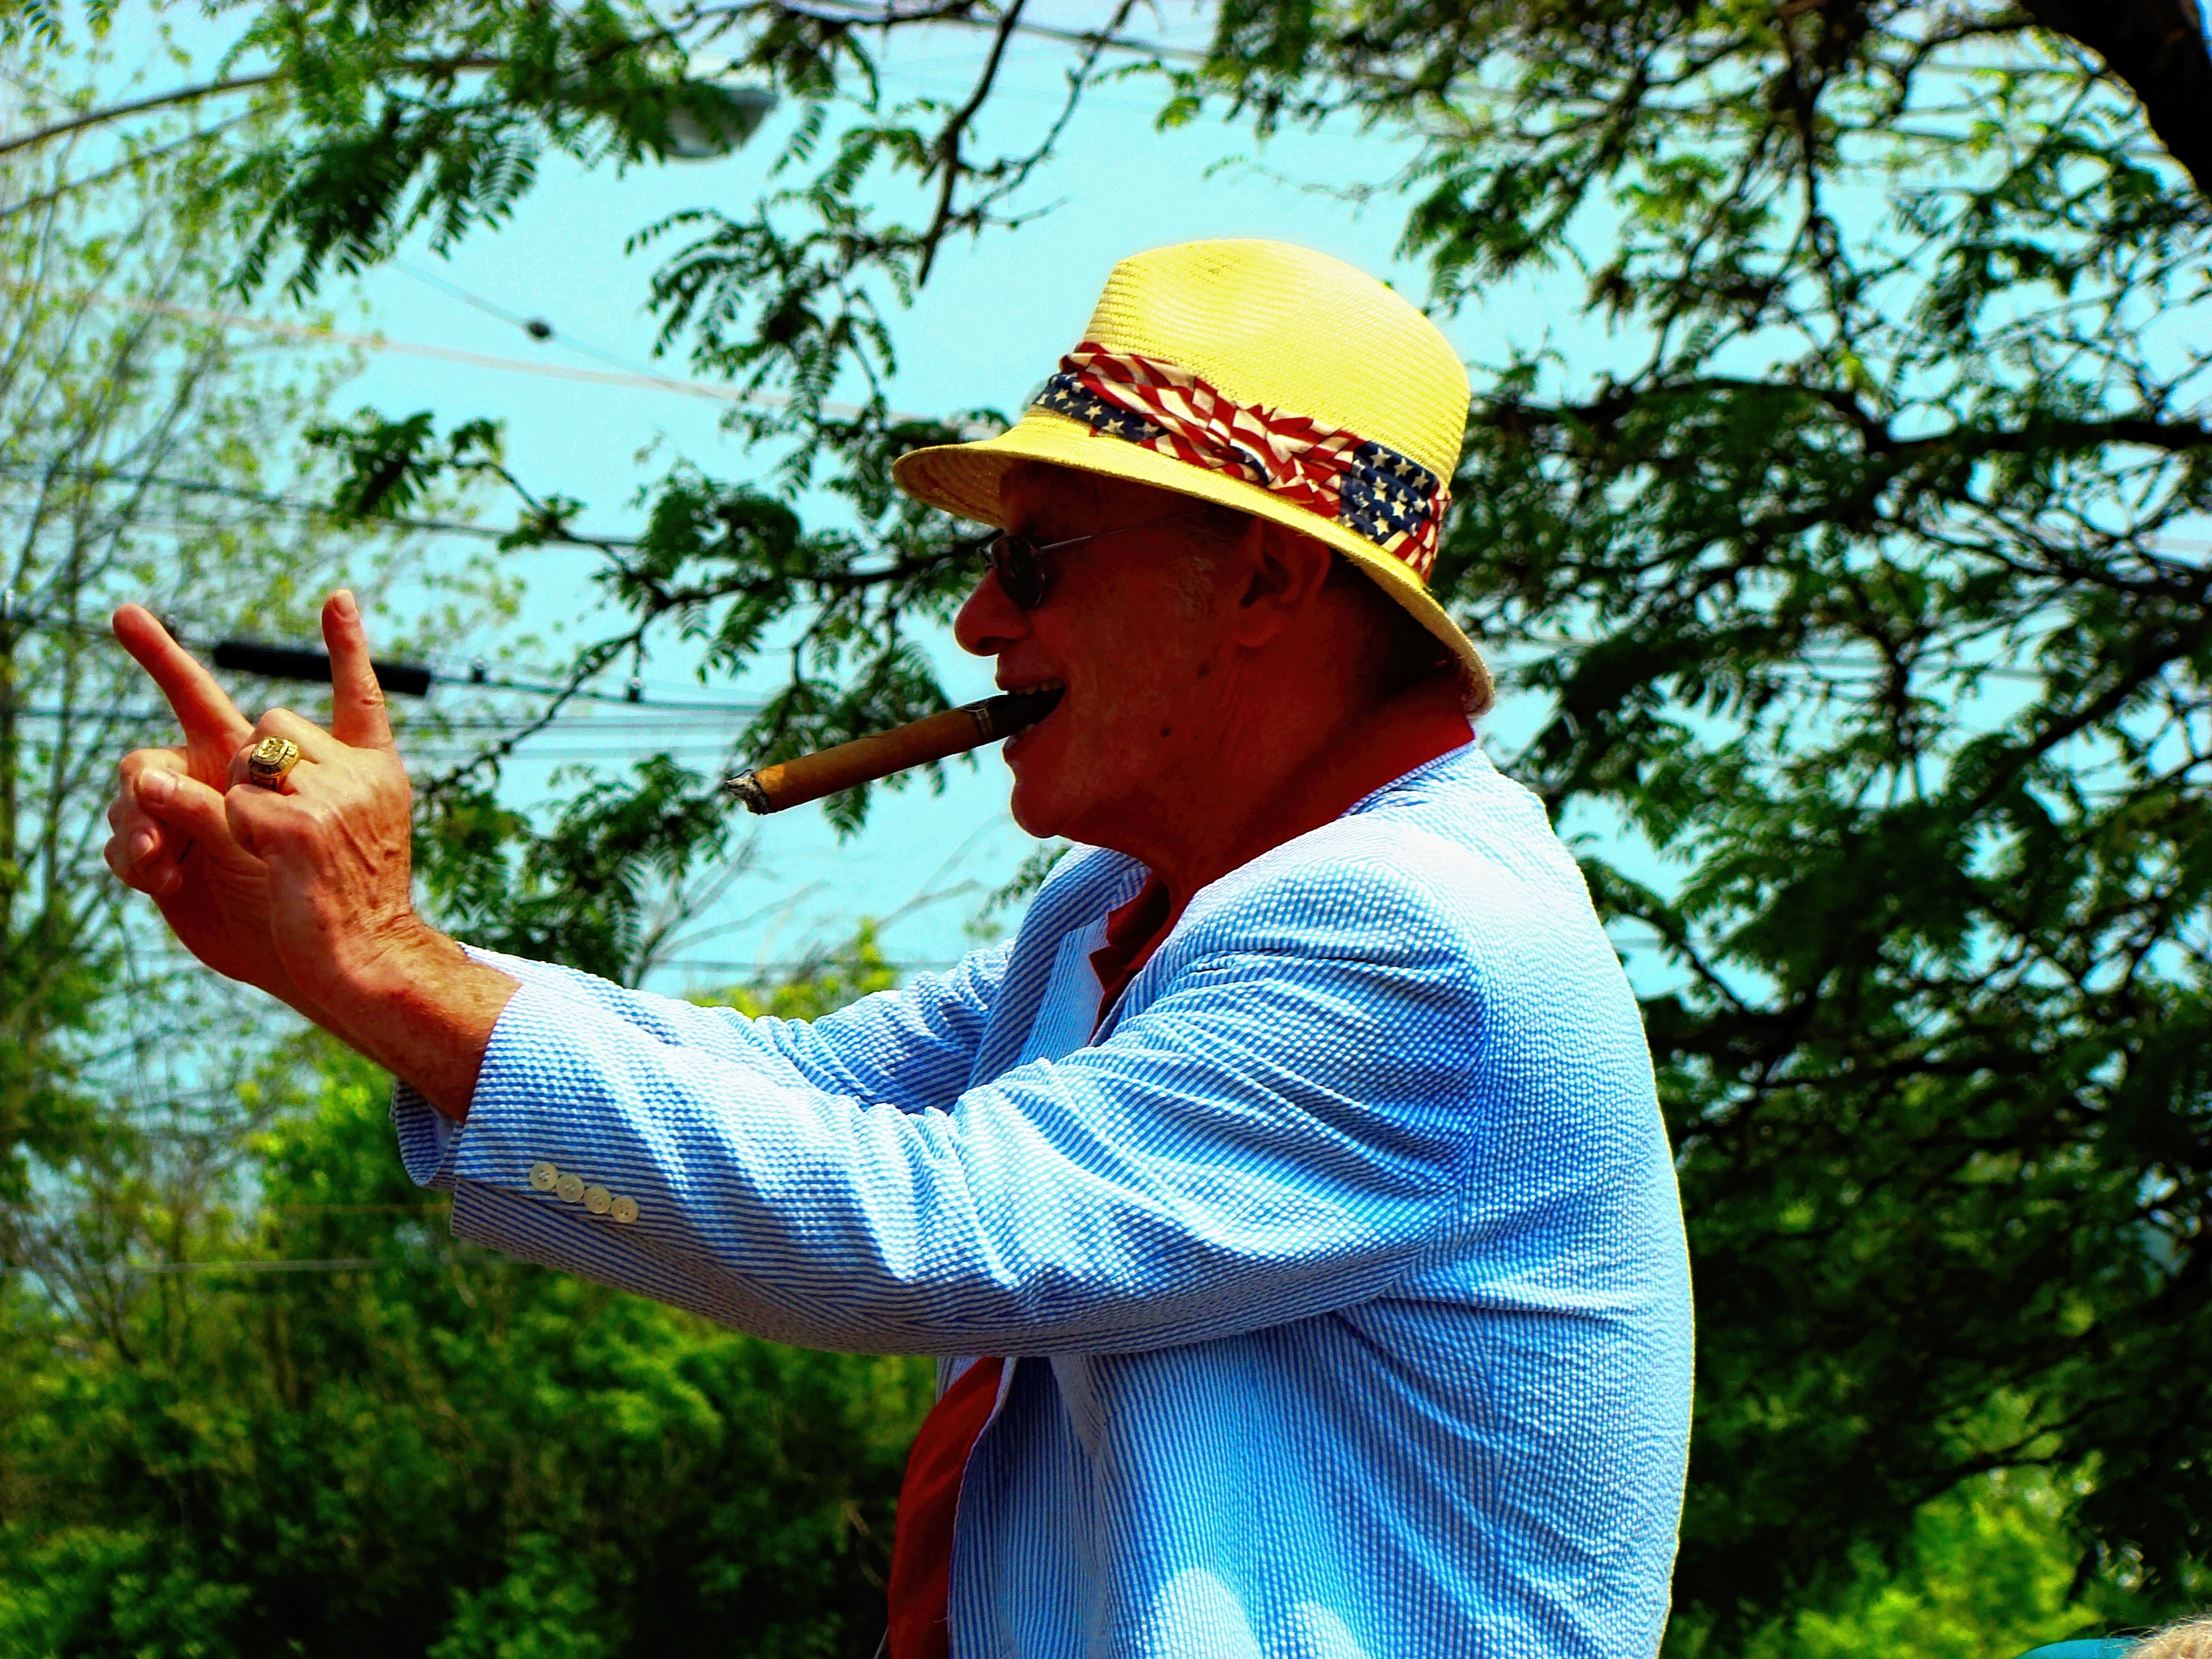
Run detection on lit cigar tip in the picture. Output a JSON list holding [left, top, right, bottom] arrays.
[[722, 771, 773, 814]]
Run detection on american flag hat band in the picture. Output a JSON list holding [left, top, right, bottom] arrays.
[[1032, 342, 1450, 581]]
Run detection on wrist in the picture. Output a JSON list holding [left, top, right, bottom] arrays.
[[314, 921, 520, 1120], [346, 915, 468, 1004]]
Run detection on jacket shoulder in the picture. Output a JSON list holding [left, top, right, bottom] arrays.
[[1170, 754, 1601, 973]]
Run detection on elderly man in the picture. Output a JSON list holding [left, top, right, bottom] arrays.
[[107, 240, 1693, 1658]]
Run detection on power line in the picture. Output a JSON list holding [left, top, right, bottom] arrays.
[[382, 258, 990, 432], [20, 282, 792, 410], [4, 609, 768, 712], [20, 282, 985, 431], [769, 0, 1210, 63], [5, 707, 760, 731], [121, 1256, 448, 1275], [394, 258, 747, 404], [0, 456, 638, 548]]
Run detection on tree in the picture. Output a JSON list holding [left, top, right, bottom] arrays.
[[0, 39, 541, 1505], [10, 0, 2212, 1641], [0, 49, 485, 1230], [0, 941, 928, 1659], [0, 34, 917, 1659], [1213, 1, 2212, 1631]]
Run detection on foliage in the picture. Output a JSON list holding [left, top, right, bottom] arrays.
[[417, 752, 740, 986], [1213, 5, 2212, 1629], [1715, 1470, 2139, 1659], [708, 918, 898, 1019], [9, 0, 1143, 830], [0, 1031, 930, 1659], [8, 0, 2212, 1645]]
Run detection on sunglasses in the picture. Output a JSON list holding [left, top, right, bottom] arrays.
[[975, 508, 1205, 610]]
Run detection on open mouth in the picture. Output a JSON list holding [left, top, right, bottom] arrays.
[[994, 682, 1065, 743]]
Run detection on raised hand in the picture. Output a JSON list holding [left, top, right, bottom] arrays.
[[104, 604, 291, 998], [110, 590, 515, 1113], [219, 590, 426, 1014]]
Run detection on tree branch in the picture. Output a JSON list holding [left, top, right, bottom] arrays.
[[2016, 0, 2212, 201], [914, 0, 1028, 286], [0, 55, 507, 161], [0, 73, 282, 159]]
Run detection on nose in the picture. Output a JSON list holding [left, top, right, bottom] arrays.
[[955, 565, 1031, 660]]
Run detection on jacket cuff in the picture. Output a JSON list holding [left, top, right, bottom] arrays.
[[387, 941, 599, 1189], [443, 979, 666, 1232], [391, 1078, 464, 1189]]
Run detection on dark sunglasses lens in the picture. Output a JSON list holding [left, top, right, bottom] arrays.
[[987, 535, 1047, 609]]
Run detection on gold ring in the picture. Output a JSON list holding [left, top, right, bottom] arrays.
[[245, 735, 302, 790]]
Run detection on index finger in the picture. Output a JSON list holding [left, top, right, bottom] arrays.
[[112, 605, 252, 747], [323, 589, 394, 749]]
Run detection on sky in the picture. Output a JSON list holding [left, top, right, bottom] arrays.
[[55, 3, 2212, 1000], [87, 3, 1555, 990]]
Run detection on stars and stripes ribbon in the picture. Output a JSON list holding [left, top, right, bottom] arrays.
[[1031, 342, 1450, 578]]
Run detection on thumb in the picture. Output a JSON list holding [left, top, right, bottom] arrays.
[[137, 766, 237, 847]]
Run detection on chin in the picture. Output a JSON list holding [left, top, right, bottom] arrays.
[[1004, 762, 1071, 840], [1002, 737, 1101, 841]]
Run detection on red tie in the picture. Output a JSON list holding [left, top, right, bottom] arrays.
[[886, 1355, 1006, 1659]]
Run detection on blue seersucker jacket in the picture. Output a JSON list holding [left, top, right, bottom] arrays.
[[396, 739, 1695, 1658]]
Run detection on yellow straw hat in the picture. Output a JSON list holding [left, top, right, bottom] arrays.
[[892, 239, 1492, 713]]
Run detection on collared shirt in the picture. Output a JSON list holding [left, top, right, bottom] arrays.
[[395, 739, 1696, 1658]]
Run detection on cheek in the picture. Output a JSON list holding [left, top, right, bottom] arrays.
[[1071, 649, 1183, 757], [1069, 602, 1208, 702]]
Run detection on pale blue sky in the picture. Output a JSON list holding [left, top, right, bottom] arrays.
[[113, 8, 1561, 987], [77, 5, 2211, 995]]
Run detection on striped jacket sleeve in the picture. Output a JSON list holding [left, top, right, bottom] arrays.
[[404, 853, 1487, 1355], [392, 943, 1010, 1187]]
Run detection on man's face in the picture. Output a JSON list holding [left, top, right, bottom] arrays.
[[954, 464, 1235, 843]]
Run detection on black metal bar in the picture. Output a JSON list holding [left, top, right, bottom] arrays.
[[211, 639, 434, 697]]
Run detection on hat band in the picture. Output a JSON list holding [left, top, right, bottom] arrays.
[[1031, 343, 1449, 579]]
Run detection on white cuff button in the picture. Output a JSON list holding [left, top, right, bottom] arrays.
[[554, 1172, 586, 1204], [529, 1161, 559, 1192], [583, 1185, 612, 1214], [609, 1195, 639, 1225]]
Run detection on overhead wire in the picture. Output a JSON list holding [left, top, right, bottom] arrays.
[[122, 1257, 449, 1275], [14, 283, 909, 422], [0, 455, 637, 548], [392, 257, 764, 402], [5, 708, 760, 735], [19, 281, 986, 432], [764, 0, 1211, 63], [3, 607, 767, 713]]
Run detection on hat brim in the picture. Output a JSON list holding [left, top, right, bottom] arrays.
[[893, 408, 1493, 714]]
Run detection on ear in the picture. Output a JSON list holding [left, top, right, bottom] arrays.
[[1227, 520, 1334, 648]]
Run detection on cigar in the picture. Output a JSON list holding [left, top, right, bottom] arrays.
[[722, 688, 1063, 815]]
